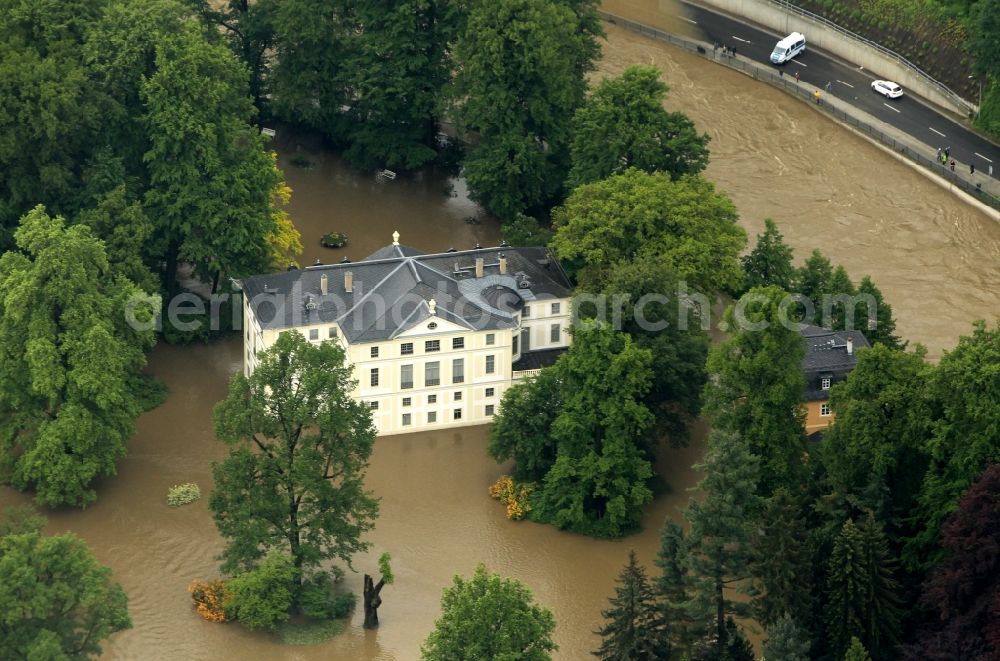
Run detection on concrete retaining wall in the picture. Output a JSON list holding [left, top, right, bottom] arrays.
[[691, 0, 972, 116]]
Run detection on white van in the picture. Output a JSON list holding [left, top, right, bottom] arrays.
[[770, 32, 806, 64]]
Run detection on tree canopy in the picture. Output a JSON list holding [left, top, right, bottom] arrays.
[[741, 218, 796, 292], [0, 513, 131, 659], [210, 331, 379, 585], [594, 550, 671, 660], [421, 565, 557, 661], [551, 169, 746, 294], [567, 65, 709, 188], [0, 207, 156, 507]]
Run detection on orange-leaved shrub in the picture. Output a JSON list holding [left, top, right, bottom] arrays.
[[489, 475, 535, 521], [189, 579, 230, 622]]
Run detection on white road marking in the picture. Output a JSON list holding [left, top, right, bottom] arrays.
[[791, 59, 808, 67], [883, 103, 900, 113], [678, 16, 697, 24], [731, 35, 750, 43], [929, 127, 946, 138], [976, 152, 994, 163], [836, 80, 854, 88]]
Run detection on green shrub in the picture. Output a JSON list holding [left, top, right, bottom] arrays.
[[225, 553, 298, 631], [330, 591, 356, 619], [166, 483, 200, 507], [297, 573, 355, 620]]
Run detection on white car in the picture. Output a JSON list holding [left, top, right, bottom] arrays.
[[871, 80, 903, 99]]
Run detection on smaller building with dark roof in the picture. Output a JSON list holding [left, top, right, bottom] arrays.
[[800, 325, 871, 435]]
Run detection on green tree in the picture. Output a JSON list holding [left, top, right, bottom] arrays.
[[703, 286, 807, 494], [844, 636, 872, 661], [551, 169, 746, 294], [721, 617, 756, 661], [0, 517, 130, 658], [142, 20, 299, 295], [567, 65, 709, 188], [77, 184, 159, 294], [0, 207, 156, 507], [489, 367, 562, 482], [970, 0, 1000, 79], [655, 520, 699, 655], [907, 320, 1000, 570], [585, 255, 709, 446], [795, 249, 833, 324], [225, 551, 298, 631], [854, 276, 902, 349], [501, 213, 553, 247], [451, 0, 598, 219], [0, 0, 113, 244], [823, 265, 856, 331], [762, 614, 812, 661], [531, 323, 655, 538], [741, 218, 796, 292], [825, 515, 902, 660], [342, 0, 459, 170], [363, 551, 394, 629], [820, 344, 931, 533], [684, 430, 762, 657], [421, 565, 557, 661], [594, 550, 670, 660], [752, 488, 815, 627], [210, 331, 379, 588], [270, 0, 353, 142]]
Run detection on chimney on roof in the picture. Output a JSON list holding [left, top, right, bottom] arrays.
[[320, 273, 328, 295], [392, 230, 400, 246], [345, 271, 353, 293], [475, 257, 484, 278], [499, 253, 507, 275], [429, 299, 437, 314], [846, 337, 854, 355]]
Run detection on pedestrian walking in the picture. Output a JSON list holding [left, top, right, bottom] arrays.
[[825, 81, 832, 92], [732, 46, 737, 58], [945, 146, 951, 158], [950, 160, 956, 172], [795, 71, 800, 83], [814, 90, 822, 104], [936, 147, 942, 162], [971, 163, 976, 175]]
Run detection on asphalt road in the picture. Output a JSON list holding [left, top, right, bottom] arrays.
[[678, 0, 1000, 177]]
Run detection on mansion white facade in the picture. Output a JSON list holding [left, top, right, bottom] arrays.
[[239, 232, 573, 435]]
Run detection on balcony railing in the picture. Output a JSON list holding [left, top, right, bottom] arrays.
[[512, 368, 543, 381]]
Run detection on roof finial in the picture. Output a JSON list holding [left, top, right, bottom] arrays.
[[392, 230, 400, 246], [429, 298, 437, 314]]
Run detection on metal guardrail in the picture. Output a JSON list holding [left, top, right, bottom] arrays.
[[599, 11, 1000, 213], [762, 0, 973, 115]]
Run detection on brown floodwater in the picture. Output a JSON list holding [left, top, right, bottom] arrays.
[[3, 7, 1000, 660]]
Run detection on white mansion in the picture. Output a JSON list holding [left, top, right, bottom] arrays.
[[239, 232, 574, 434]]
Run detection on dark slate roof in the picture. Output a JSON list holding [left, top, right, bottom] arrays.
[[239, 239, 573, 343], [801, 325, 870, 400], [513, 348, 567, 371]]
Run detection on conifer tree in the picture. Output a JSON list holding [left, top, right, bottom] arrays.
[[825, 515, 902, 659], [684, 430, 762, 656], [844, 637, 872, 661], [721, 617, 755, 661], [854, 276, 902, 349], [796, 249, 833, 322], [655, 520, 698, 654], [752, 488, 815, 627], [762, 614, 811, 661], [741, 218, 796, 292], [594, 550, 670, 660], [823, 265, 857, 331]]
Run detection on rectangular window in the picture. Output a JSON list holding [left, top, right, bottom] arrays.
[[369, 401, 379, 410], [454, 391, 463, 401], [550, 323, 561, 343], [513, 334, 519, 355], [485, 355, 495, 374], [402, 413, 411, 426], [425, 340, 440, 353], [402, 397, 411, 407], [401, 364, 413, 390], [820, 403, 831, 416], [370, 368, 379, 387], [486, 333, 495, 345], [427, 411, 437, 423], [309, 328, 319, 341], [400, 342, 413, 355], [452, 337, 465, 350], [454, 408, 462, 420], [485, 404, 495, 416], [370, 346, 379, 358], [522, 305, 530, 318], [452, 358, 464, 384], [428, 394, 437, 404], [328, 327, 338, 339], [821, 377, 831, 390], [425, 361, 440, 387], [485, 387, 495, 398], [551, 302, 561, 315]]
